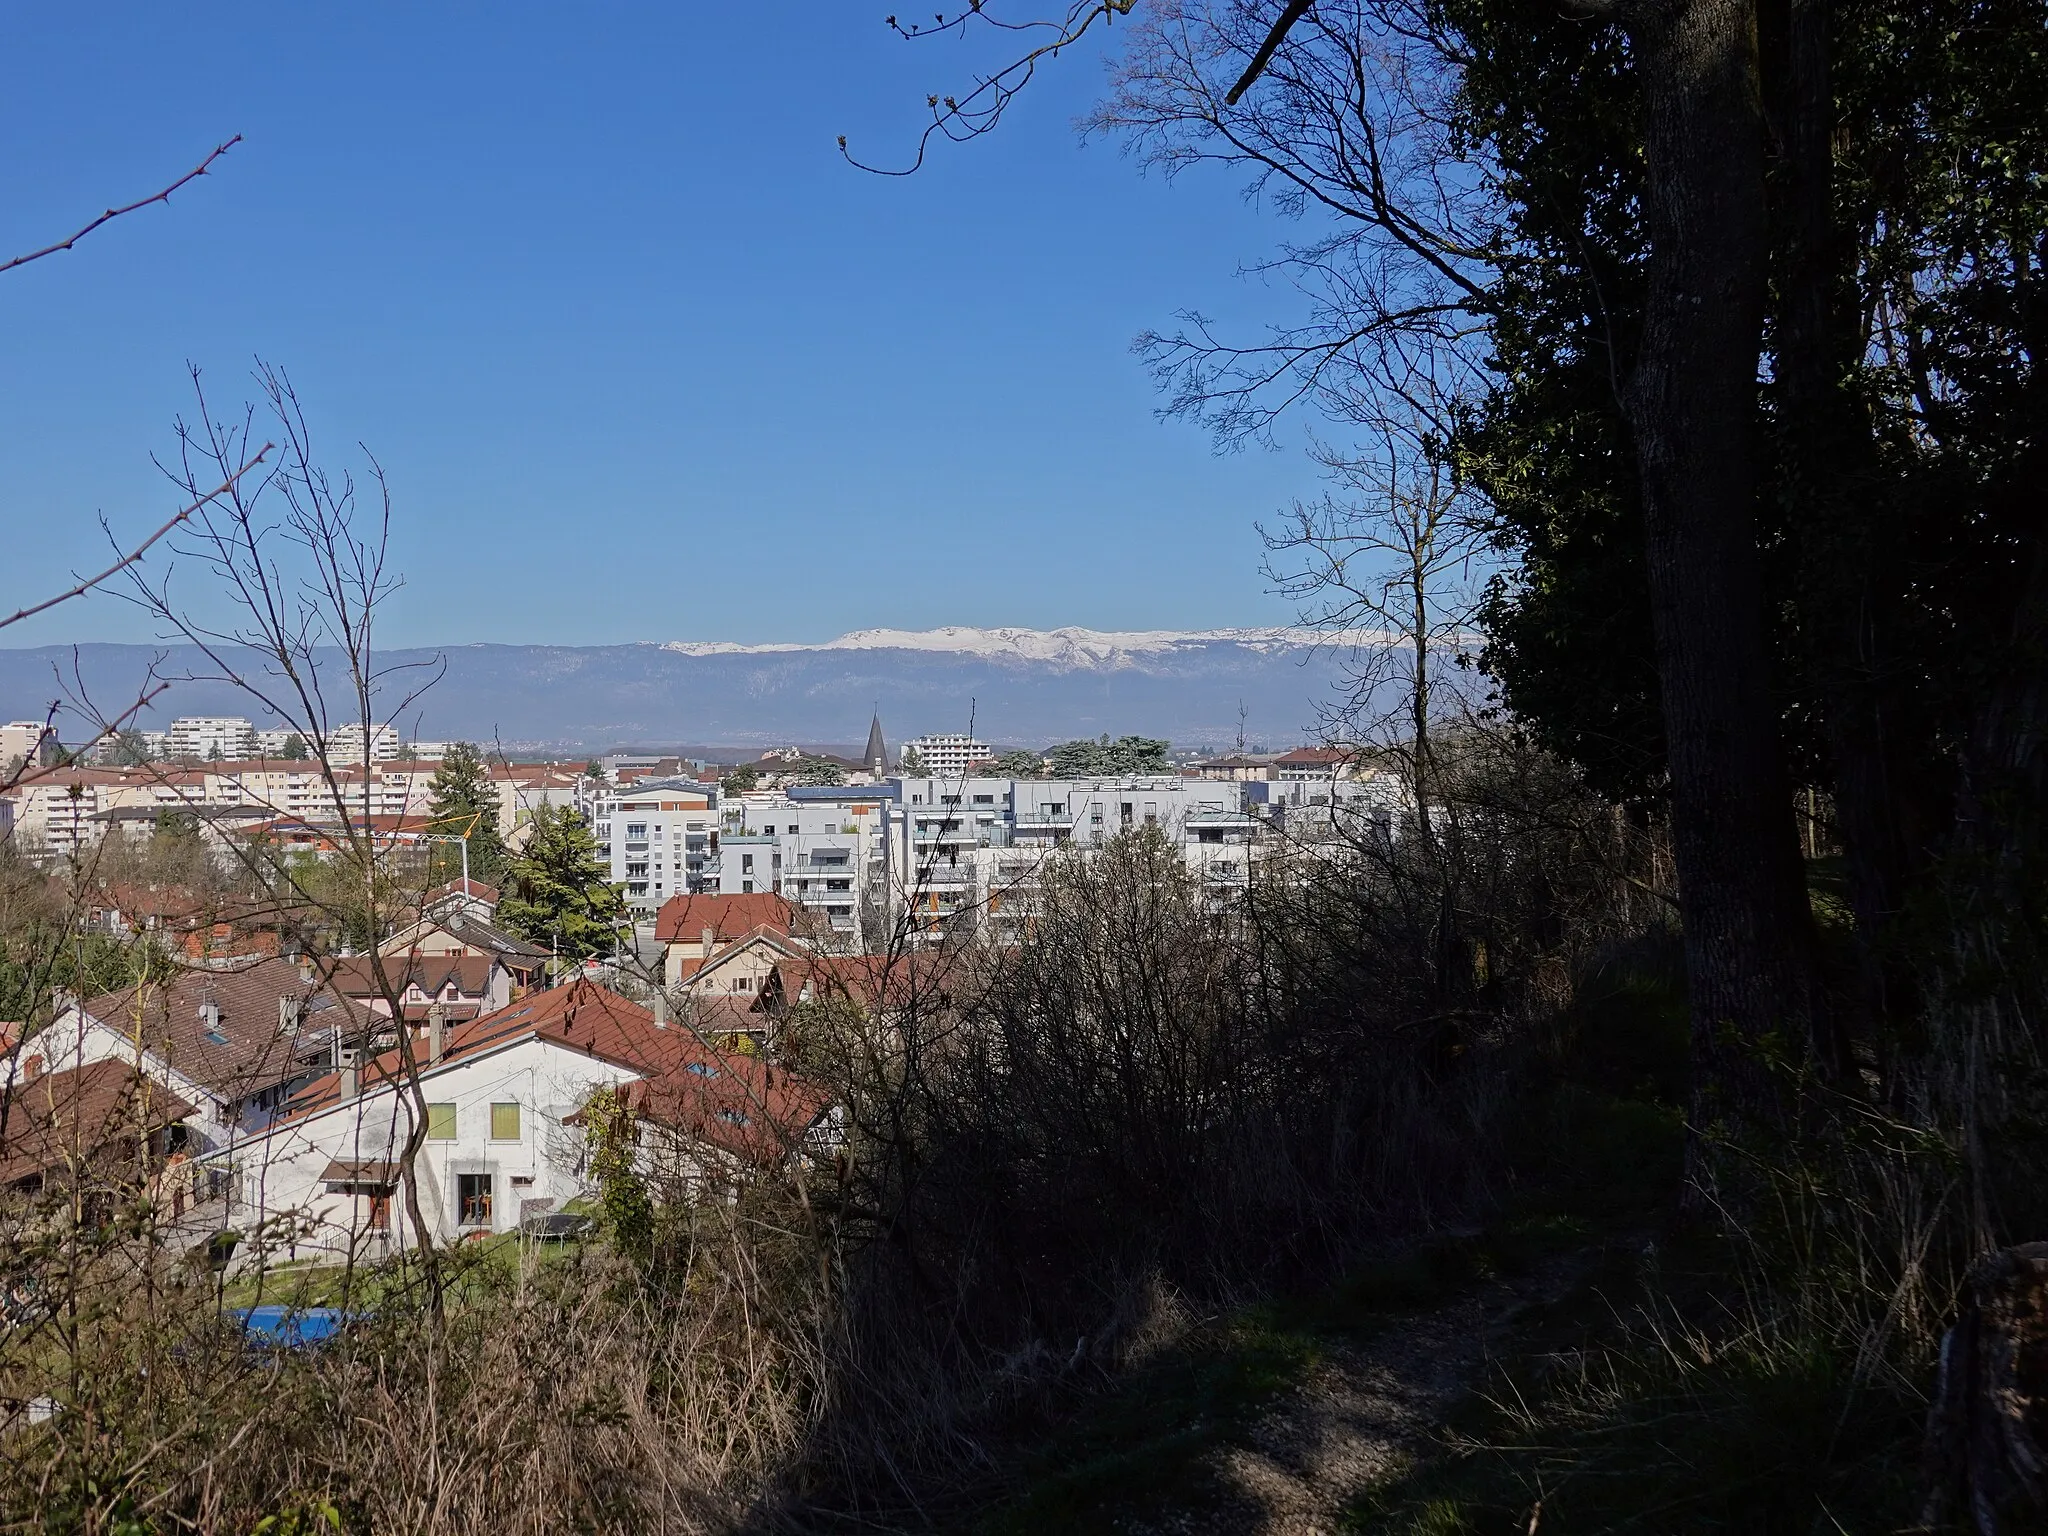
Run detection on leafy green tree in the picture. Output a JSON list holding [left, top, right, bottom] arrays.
[[583, 1083, 653, 1263], [898, 746, 927, 776], [278, 733, 308, 761], [719, 763, 758, 797], [1048, 734, 1170, 777], [425, 741, 507, 884], [789, 756, 846, 787], [988, 749, 1046, 778], [106, 729, 154, 766], [496, 804, 626, 962]]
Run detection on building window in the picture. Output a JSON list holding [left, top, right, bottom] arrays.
[[489, 1102, 521, 1141], [458, 1173, 493, 1227], [426, 1103, 457, 1140], [626, 823, 647, 837], [741, 853, 754, 872], [742, 879, 754, 893]]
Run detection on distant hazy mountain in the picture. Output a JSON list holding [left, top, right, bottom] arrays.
[[0, 628, 1378, 753]]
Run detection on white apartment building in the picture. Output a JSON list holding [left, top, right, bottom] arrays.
[[0, 720, 51, 774], [716, 786, 890, 942], [326, 721, 402, 762], [253, 728, 303, 758], [885, 774, 1264, 937], [899, 733, 992, 778], [3, 769, 207, 860], [1248, 772, 1408, 843], [166, 716, 258, 760], [593, 777, 716, 917], [492, 763, 584, 845]]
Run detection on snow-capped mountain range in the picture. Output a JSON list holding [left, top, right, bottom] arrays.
[[662, 625, 1394, 667], [1, 628, 1387, 751]]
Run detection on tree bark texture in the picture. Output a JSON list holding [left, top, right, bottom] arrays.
[[1620, 0, 1820, 1131], [1761, 0, 1903, 1084], [1923, 1241, 2048, 1533]]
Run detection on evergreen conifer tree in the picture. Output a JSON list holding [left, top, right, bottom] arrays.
[[425, 741, 508, 884], [497, 804, 626, 962]]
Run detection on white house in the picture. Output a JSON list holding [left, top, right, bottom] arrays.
[[36, 958, 378, 1157], [214, 981, 665, 1259], [211, 980, 834, 1261]]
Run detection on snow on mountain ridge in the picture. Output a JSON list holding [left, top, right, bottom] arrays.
[[658, 625, 1367, 666]]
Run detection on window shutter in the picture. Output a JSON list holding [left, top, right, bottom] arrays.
[[426, 1102, 457, 1140], [490, 1102, 521, 1140]]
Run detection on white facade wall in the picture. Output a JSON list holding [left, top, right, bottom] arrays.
[[719, 792, 888, 940], [40, 1005, 258, 1155], [325, 722, 401, 762], [219, 1035, 638, 1261], [899, 734, 991, 778], [884, 775, 1263, 935], [595, 781, 715, 916], [1254, 772, 1408, 843], [166, 716, 257, 760], [0, 720, 50, 773]]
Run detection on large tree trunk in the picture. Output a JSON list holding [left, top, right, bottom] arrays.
[[1621, 0, 1821, 1137], [1761, 0, 1906, 1086]]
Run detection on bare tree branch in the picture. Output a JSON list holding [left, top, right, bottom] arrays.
[[1225, 0, 1315, 103], [0, 136, 241, 278], [0, 447, 271, 635]]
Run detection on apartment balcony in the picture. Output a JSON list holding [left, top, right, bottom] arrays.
[[1186, 807, 1258, 832], [916, 864, 976, 888]]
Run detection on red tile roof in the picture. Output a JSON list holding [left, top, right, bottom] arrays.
[[421, 878, 500, 909], [0, 1059, 194, 1187], [328, 954, 497, 1003], [654, 892, 798, 944], [278, 979, 678, 1120], [771, 952, 961, 1013], [577, 1046, 830, 1168]]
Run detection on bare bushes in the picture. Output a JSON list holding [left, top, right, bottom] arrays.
[[0, 1183, 830, 1534], [793, 741, 1658, 1510]]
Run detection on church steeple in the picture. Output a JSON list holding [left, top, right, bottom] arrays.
[[865, 713, 888, 778]]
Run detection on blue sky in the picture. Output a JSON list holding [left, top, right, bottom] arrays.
[[0, 3, 1322, 648]]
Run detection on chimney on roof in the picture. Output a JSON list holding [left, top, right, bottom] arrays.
[[339, 1045, 360, 1101], [278, 996, 302, 1036], [297, 952, 314, 984], [199, 998, 223, 1035], [427, 1001, 447, 1066], [650, 990, 668, 1029], [701, 925, 716, 959]]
